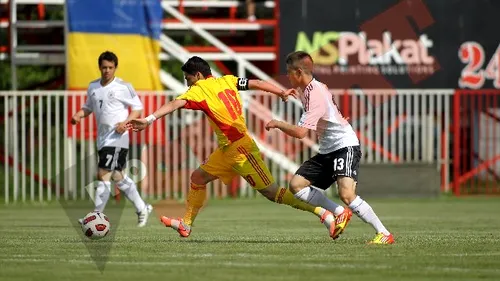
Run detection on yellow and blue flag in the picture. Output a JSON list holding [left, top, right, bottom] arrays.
[[66, 0, 163, 90]]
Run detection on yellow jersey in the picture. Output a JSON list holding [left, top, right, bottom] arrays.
[[175, 75, 249, 147]]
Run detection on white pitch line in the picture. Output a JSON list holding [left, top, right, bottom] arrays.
[[0, 257, 388, 270], [2, 251, 500, 259], [0, 256, 499, 274]]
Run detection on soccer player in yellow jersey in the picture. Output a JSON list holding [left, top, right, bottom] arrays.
[[127, 56, 339, 238]]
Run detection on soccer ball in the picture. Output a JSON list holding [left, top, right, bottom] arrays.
[[81, 211, 110, 240]]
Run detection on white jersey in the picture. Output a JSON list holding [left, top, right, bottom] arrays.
[[82, 77, 143, 150], [297, 79, 359, 154]]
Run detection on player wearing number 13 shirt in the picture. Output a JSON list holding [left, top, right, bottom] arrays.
[[266, 51, 394, 244], [128, 56, 339, 238]]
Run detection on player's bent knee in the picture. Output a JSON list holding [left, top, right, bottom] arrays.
[[190, 169, 205, 185], [336, 176, 357, 204], [257, 183, 279, 202], [191, 168, 217, 186], [289, 175, 310, 194], [97, 168, 112, 182], [111, 170, 124, 182]]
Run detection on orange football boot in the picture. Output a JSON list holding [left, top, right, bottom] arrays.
[[160, 216, 191, 238]]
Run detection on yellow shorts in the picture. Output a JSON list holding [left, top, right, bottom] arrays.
[[200, 135, 274, 190]]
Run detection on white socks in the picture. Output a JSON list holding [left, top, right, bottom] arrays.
[[294, 187, 345, 216], [94, 181, 111, 212], [349, 196, 390, 235], [116, 176, 146, 213]]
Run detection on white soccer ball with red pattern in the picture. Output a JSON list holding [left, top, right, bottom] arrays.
[[81, 211, 110, 240]]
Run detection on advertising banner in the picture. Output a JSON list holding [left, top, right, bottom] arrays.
[[279, 0, 500, 89]]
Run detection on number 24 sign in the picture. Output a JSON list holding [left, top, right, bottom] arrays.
[[458, 42, 500, 89]]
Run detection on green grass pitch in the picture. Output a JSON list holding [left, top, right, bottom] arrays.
[[0, 196, 499, 281]]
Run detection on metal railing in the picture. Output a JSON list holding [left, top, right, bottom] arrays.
[[1, 89, 453, 204]]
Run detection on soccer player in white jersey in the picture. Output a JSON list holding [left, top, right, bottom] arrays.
[[266, 51, 394, 244], [71, 51, 153, 227]]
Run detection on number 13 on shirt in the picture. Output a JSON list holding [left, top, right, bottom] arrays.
[[218, 89, 242, 120]]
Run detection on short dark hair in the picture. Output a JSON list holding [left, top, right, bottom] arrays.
[[98, 51, 118, 67], [181, 56, 212, 77], [285, 51, 314, 74]]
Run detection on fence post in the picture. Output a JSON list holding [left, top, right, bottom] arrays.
[[453, 90, 461, 196]]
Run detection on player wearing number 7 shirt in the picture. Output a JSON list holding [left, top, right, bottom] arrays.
[[71, 51, 153, 228], [127, 56, 340, 238], [266, 51, 394, 244]]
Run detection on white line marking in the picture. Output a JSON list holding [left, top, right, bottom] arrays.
[[3, 252, 500, 259], [0, 255, 499, 274]]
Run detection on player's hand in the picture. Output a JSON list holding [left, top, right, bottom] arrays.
[[115, 122, 128, 134], [71, 114, 81, 125], [280, 88, 298, 102], [126, 119, 149, 132], [265, 119, 280, 131]]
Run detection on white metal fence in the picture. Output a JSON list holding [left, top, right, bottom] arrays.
[[0, 90, 453, 204]]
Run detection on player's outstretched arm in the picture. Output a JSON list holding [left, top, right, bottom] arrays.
[[148, 99, 187, 120], [126, 99, 187, 132], [116, 109, 142, 134], [248, 80, 297, 101], [265, 119, 308, 139], [126, 110, 142, 122], [71, 108, 92, 125], [266, 87, 323, 139]]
